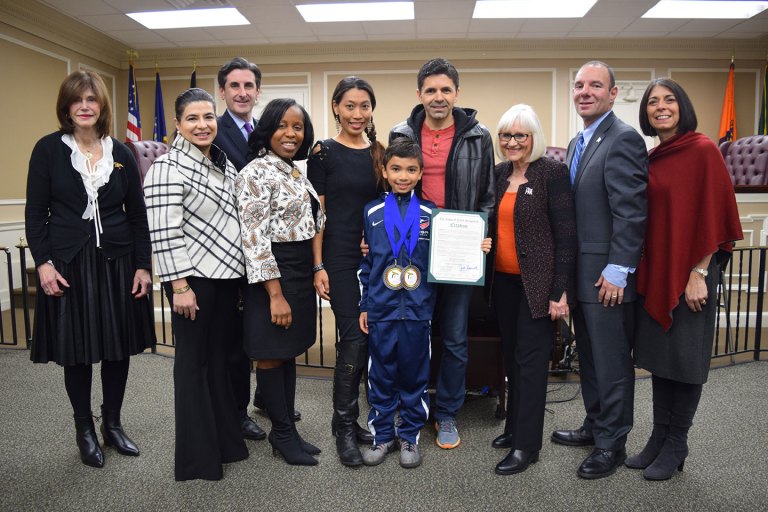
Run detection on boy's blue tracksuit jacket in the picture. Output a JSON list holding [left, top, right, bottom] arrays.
[[358, 191, 436, 321]]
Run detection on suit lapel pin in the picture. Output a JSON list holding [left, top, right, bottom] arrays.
[[596, 137, 602, 144], [525, 187, 533, 196]]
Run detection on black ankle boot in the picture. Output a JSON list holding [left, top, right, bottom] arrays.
[[642, 426, 688, 480], [626, 424, 669, 469], [628, 376, 673, 469], [74, 414, 104, 468], [258, 366, 317, 466], [100, 405, 139, 456]]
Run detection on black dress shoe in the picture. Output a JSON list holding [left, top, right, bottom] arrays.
[[495, 449, 540, 475], [577, 448, 626, 479], [241, 416, 266, 441], [492, 433, 515, 449], [551, 427, 595, 447]]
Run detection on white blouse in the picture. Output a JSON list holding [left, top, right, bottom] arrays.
[[61, 134, 113, 246]]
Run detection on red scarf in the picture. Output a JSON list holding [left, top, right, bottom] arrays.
[[637, 131, 742, 331]]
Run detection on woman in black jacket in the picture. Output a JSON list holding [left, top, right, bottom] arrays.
[[487, 104, 576, 475], [25, 70, 155, 468]]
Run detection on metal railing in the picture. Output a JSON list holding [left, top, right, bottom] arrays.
[[4, 244, 767, 366]]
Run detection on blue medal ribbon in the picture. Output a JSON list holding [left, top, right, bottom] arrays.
[[383, 192, 421, 262]]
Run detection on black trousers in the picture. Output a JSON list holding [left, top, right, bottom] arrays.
[[573, 301, 635, 450], [229, 279, 253, 417], [492, 272, 553, 452], [166, 277, 248, 481]]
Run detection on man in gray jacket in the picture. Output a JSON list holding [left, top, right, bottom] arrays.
[[550, 60, 648, 479], [390, 58, 494, 449]]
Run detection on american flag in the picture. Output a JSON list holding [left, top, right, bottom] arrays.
[[126, 61, 141, 142]]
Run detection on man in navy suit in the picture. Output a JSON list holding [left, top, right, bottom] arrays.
[[213, 57, 274, 442], [550, 61, 648, 479], [215, 57, 261, 171]]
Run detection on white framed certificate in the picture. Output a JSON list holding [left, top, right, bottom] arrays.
[[427, 209, 487, 286]]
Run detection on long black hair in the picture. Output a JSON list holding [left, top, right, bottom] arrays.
[[248, 98, 314, 161], [331, 76, 385, 185]]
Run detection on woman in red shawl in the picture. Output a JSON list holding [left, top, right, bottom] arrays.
[[629, 78, 742, 480]]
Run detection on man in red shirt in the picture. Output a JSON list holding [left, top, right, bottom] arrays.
[[389, 58, 495, 449]]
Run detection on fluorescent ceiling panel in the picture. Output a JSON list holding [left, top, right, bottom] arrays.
[[473, 0, 598, 18], [297, 2, 414, 22], [642, 1, 768, 19], [127, 7, 250, 29]]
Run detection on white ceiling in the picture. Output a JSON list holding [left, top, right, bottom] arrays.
[[38, 0, 768, 49]]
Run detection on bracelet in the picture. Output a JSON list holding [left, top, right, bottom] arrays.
[[172, 284, 191, 294], [312, 263, 325, 273]]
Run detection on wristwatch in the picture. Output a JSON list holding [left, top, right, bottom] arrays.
[[692, 267, 708, 278]]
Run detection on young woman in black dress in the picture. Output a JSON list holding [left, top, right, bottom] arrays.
[[308, 77, 383, 466]]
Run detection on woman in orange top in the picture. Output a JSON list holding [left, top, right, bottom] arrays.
[[486, 104, 576, 475]]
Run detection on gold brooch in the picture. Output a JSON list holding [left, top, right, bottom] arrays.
[[291, 167, 301, 179], [114, 162, 124, 170]]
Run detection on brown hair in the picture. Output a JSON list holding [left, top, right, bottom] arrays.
[[56, 70, 113, 137]]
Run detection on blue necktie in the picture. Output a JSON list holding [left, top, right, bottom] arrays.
[[570, 133, 584, 186], [244, 122, 253, 140]]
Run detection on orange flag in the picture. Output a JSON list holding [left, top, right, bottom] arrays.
[[719, 61, 736, 144]]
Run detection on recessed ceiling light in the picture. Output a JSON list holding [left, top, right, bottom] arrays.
[[127, 7, 250, 29], [642, 1, 768, 19], [472, 0, 598, 18], [297, 2, 414, 22]]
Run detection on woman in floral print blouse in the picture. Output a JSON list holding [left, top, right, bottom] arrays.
[[236, 98, 324, 466]]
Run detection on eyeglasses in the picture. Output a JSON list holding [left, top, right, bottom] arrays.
[[498, 132, 530, 143]]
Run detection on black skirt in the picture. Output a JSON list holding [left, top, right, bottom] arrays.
[[243, 240, 316, 360], [634, 260, 719, 385], [30, 240, 156, 366]]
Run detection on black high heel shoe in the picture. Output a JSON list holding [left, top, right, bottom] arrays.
[[100, 406, 139, 456], [74, 414, 105, 468], [293, 425, 321, 455], [625, 424, 668, 469], [642, 437, 688, 481], [269, 432, 318, 466]]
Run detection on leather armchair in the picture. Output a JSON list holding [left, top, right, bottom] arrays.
[[126, 140, 169, 184], [723, 135, 768, 186]]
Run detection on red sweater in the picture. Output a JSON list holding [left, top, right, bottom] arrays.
[[637, 131, 742, 331]]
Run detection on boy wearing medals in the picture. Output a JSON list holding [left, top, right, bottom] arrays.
[[358, 140, 491, 468]]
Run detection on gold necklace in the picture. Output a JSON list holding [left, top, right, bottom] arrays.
[[291, 166, 301, 179]]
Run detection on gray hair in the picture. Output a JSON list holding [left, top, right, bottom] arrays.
[[495, 104, 546, 162]]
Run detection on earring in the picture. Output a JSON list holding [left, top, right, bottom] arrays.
[[334, 115, 341, 133], [367, 117, 373, 132]]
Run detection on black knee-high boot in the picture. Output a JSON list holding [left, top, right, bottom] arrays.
[[257, 365, 317, 466], [643, 380, 703, 480], [100, 359, 139, 456], [283, 359, 320, 455], [626, 375, 673, 469], [65, 364, 104, 468]]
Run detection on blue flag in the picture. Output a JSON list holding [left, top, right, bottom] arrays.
[[759, 63, 768, 135], [126, 62, 141, 142], [153, 71, 167, 143]]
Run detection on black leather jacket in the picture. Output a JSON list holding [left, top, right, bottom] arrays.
[[389, 105, 495, 216]]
